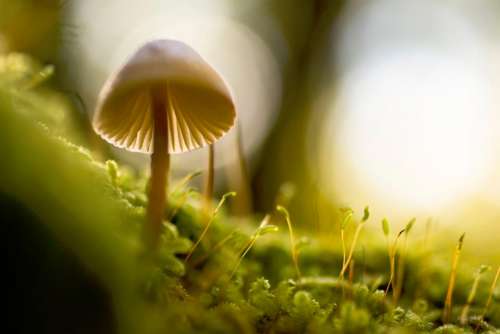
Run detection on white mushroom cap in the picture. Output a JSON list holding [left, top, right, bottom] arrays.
[[93, 39, 236, 153]]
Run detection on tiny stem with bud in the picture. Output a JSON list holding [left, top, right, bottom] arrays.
[[479, 266, 500, 323], [460, 265, 490, 325], [185, 192, 236, 262], [442, 233, 465, 324], [339, 206, 370, 279], [394, 218, 416, 303], [230, 215, 278, 279], [277, 205, 301, 279]]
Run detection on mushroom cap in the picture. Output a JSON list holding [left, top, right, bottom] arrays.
[[92, 39, 236, 154]]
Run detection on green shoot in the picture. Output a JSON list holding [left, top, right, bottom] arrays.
[[168, 188, 196, 220], [442, 233, 465, 323], [339, 207, 354, 281], [478, 266, 500, 325], [339, 206, 370, 279], [230, 215, 278, 279], [191, 229, 240, 267], [381, 218, 391, 295], [185, 192, 236, 262], [277, 205, 302, 279], [460, 265, 490, 325], [171, 170, 202, 195], [384, 225, 405, 297], [394, 217, 416, 303]]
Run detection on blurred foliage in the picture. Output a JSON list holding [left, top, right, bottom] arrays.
[[0, 0, 64, 61], [1, 53, 499, 334]]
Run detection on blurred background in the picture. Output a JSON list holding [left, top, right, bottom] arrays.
[[2, 0, 499, 258]]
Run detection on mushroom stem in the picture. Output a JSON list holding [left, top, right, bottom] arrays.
[[146, 84, 170, 250], [204, 144, 214, 211]]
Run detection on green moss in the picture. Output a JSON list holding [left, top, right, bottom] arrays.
[[1, 54, 499, 334]]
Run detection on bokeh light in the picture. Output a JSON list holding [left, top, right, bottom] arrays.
[[312, 0, 500, 225]]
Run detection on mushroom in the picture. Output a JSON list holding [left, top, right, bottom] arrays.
[[93, 39, 236, 249]]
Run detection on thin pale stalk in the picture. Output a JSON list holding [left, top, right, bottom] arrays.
[[385, 230, 404, 297], [481, 266, 500, 319], [192, 230, 238, 267], [339, 223, 365, 278], [285, 215, 301, 279], [460, 273, 481, 325], [442, 234, 465, 323], [185, 192, 235, 262], [340, 229, 347, 280], [229, 237, 257, 280], [393, 235, 408, 303], [384, 239, 393, 296]]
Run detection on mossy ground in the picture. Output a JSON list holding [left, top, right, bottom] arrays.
[[1, 54, 499, 334]]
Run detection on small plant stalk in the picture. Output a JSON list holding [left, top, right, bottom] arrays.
[[192, 230, 238, 267], [393, 236, 407, 303], [338, 208, 353, 282], [393, 218, 415, 303], [185, 192, 235, 262], [480, 266, 500, 321], [340, 228, 347, 281], [230, 215, 274, 279], [385, 229, 404, 297], [172, 171, 201, 194], [230, 236, 258, 280], [340, 222, 365, 279], [460, 267, 486, 325], [442, 233, 465, 324], [146, 84, 170, 251], [277, 206, 301, 279]]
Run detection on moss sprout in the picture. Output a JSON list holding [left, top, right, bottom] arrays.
[[478, 266, 500, 326], [460, 265, 491, 325], [185, 192, 236, 262], [230, 215, 279, 279], [443, 233, 465, 324], [394, 217, 417, 303], [339, 206, 370, 280], [277, 205, 302, 279]]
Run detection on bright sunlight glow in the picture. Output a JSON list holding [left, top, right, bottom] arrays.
[[316, 0, 499, 215], [334, 50, 495, 210]]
